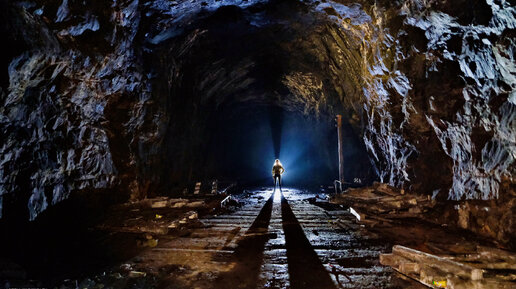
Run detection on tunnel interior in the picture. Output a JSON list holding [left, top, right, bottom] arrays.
[[146, 2, 375, 189], [1, 0, 515, 287], [172, 104, 375, 187]]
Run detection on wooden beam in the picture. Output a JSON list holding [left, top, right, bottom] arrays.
[[476, 245, 516, 263], [349, 207, 365, 221], [399, 262, 420, 274], [379, 253, 411, 267], [447, 276, 516, 289], [392, 245, 483, 281]]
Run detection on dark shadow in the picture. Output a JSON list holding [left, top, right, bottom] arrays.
[[213, 193, 274, 289], [0, 191, 143, 286], [281, 194, 337, 289]]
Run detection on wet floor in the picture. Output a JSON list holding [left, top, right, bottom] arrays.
[[133, 188, 424, 289]]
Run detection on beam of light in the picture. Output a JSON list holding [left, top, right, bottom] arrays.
[[273, 116, 324, 187], [207, 104, 375, 187], [269, 105, 284, 159], [218, 105, 339, 187]]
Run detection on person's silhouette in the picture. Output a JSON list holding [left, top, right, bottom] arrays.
[[272, 159, 285, 191]]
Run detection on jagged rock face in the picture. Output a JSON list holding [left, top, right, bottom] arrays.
[[0, 0, 155, 220], [0, 0, 514, 219], [352, 0, 516, 200]]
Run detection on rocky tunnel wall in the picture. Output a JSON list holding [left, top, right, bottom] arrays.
[[0, 0, 514, 220]]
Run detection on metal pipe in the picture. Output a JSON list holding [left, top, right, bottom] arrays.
[[336, 114, 344, 184]]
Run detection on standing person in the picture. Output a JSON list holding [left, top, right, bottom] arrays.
[[272, 159, 285, 191]]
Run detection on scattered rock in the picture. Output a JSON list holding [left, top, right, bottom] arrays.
[[187, 211, 198, 220], [136, 236, 158, 248], [120, 263, 133, 272]]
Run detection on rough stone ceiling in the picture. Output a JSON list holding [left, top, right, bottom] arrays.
[[143, 1, 359, 119]]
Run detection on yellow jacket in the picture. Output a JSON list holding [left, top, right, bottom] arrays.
[[272, 164, 285, 176]]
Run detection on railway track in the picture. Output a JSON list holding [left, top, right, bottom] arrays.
[[133, 188, 423, 288]]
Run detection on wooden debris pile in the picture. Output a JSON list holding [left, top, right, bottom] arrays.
[[330, 182, 435, 225], [144, 197, 206, 209], [96, 196, 218, 235], [380, 245, 516, 289]]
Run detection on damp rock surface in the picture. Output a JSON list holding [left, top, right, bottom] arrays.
[[1, 0, 515, 219]]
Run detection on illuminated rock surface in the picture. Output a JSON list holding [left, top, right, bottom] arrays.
[[0, 0, 514, 220]]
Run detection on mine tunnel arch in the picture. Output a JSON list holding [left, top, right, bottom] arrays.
[[144, 3, 376, 189]]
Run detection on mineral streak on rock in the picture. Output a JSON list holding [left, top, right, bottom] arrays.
[[0, 0, 514, 219]]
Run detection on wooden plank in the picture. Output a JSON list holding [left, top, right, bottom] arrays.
[[349, 207, 365, 221], [419, 265, 447, 287], [379, 253, 411, 267], [383, 255, 447, 288], [476, 246, 516, 263], [447, 276, 516, 289], [399, 262, 420, 274], [445, 256, 516, 270], [392, 245, 484, 281], [152, 247, 233, 254]]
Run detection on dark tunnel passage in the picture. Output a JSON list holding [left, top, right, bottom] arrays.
[[145, 1, 375, 190], [164, 103, 375, 188]]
